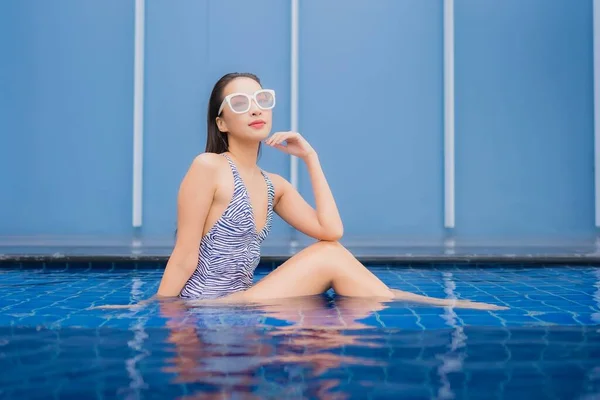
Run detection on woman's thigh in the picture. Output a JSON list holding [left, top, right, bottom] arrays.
[[230, 241, 393, 301]]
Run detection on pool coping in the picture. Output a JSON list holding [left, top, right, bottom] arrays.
[[3, 238, 600, 265], [2, 254, 600, 265]]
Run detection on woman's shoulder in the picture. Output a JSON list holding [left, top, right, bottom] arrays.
[[191, 152, 226, 167], [183, 153, 229, 183], [178, 153, 228, 197], [263, 170, 285, 184], [187, 152, 231, 174], [262, 171, 294, 195]]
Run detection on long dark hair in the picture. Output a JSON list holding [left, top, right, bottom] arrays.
[[175, 73, 263, 238], [205, 72, 262, 154]]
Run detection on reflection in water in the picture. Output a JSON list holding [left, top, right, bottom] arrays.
[[2, 323, 600, 398], [436, 272, 467, 400], [592, 269, 600, 324], [121, 277, 150, 400], [3, 297, 600, 399], [159, 294, 392, 400]]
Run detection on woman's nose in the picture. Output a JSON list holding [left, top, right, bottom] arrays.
[[250, 101, 262, 116]]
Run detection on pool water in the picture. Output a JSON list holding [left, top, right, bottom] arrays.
[[1, 263, 600, 399]]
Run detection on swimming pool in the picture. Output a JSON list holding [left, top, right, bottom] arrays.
[[2, 261, 600, 399]]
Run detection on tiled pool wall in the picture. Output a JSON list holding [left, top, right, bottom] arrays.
[[3, 259, 600, 271], [3, 262, 600, 331]]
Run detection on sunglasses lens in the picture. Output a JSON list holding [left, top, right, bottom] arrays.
[[256, 91, 275, 109], [229, 94, 250, 113]]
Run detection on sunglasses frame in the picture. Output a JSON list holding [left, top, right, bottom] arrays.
[[218, 89, 276, 115]]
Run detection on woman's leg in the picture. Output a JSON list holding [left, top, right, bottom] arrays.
[[241, 241, 393, 299], [226, 241, 507, 310]]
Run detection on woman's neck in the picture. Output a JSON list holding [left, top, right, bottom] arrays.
[[226, 139, 260, 170]]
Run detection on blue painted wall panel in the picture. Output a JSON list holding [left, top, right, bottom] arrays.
[[298, 0, 445, 240], [454, 0, 594, 239], [0, 0, 134, 236]]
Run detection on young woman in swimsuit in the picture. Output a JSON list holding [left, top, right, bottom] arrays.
[[155, 72, 506, 311]]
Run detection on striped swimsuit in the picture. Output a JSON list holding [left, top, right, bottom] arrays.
[[179, 154, 275, 300]]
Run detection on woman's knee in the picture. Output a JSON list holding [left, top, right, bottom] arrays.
[[313, 240, 346, 255], [303, 240, 343, 262], [306, 240, 353, 274], [286, 241, 352, 278], [320, 241, 357, 263]]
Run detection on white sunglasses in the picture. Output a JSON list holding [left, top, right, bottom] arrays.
[[218, 89, 276, 115]]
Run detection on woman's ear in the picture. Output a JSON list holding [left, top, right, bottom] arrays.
[[216, 116, 228, 133]]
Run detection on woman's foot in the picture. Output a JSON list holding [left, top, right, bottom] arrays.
[[87, 304, 142, 310], [390, 289, 508, 310], [443, 299, 508, 310], [87, 297, 156, 310]]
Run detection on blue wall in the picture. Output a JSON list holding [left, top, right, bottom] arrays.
[[298, 1, 444, 241], [0, 0, 596, 243], [454, 0, 594, 240], [0, 1, 134, 236]]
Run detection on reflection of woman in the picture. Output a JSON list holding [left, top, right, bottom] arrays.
[[155, 72, 506, 311], [159, 295, 389, 400]]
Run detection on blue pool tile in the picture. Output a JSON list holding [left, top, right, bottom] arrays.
[[572, 313, 600, 325], [13, 316, 59, 326], [501, 314, 545, 326], [377, 306, 416, 316], [0, 315, 16, 325], [536, 312, 582, 325], [418, 315, 455, 330], [61, 316, 109, 328], [456, 314, 506, 327], [374, 315, 422, 330]]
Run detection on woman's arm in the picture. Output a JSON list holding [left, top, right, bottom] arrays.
[[266, 132, 343, 241], [156, 153, 220, 297]]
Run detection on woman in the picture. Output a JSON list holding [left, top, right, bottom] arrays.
[[156, 72, 505, 310]]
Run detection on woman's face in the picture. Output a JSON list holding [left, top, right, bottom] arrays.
[[216, 77, 274, 143]]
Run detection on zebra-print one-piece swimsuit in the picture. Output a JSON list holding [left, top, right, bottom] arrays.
[[179, 154, 275, 300]]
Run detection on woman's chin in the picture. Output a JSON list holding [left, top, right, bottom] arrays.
[[247, 130, 271, 142], [234, 127, 271, 144], [259, 131, 271, 141]]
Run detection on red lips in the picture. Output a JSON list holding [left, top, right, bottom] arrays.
[[249, 119, 266, 128]]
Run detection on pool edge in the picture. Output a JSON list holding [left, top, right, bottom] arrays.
[[2, 254, 600, 265]]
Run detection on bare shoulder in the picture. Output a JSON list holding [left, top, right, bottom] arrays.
[[180, 153, 227, 189], [186, 152, 229, 177], [265, 172, 290, 188], [191, 152, 226, 170], [264, 172, 293, 201]]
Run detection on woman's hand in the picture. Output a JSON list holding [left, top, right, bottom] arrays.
[[265, 131, 315, 160], [266, 131, 343, 241]]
